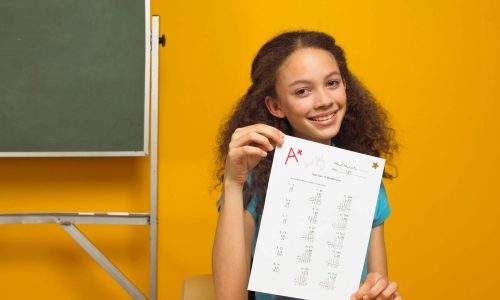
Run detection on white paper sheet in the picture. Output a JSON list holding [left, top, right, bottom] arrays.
[[248, 135, 385, 300]]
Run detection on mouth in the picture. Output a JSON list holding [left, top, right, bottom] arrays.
[[309, 112, 335, 122]]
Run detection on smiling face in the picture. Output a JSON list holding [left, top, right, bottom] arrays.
[[265, 47, 347, 145]]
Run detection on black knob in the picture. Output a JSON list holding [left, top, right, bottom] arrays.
[[159, 34, 166, 47]]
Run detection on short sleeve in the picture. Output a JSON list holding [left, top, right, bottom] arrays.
[[216, 174, 259, 221], [245, 193, 258, 220], [372, 183, 391, 227], [216, 194, 259, 220]]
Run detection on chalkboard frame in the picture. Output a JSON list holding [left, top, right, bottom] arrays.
[[0, 0, 151, 157]]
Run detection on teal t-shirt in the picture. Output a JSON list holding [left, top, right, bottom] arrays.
[[218, 183, 391, 300]]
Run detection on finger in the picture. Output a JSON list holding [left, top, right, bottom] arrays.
[[231, 130, 275, 152], [351, 281, 373, 300], [229, 145, 268, 160], [247, 124, 285, 146], [364, 276, 388, 299], [393, 291, 402, 300], [381, 281, 398, 298], [234, 124, 284, 146], [352, 271, 384, 299]]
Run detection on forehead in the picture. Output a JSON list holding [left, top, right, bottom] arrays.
[[277, 47, 340, 82]]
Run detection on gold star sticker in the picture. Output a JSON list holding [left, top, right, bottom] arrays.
[[372, 162, 379, 169]]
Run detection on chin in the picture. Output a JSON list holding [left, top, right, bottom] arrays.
[[294, 125, 341, 144], [322, 128, 341, 141], [309, 133, 336, 145]]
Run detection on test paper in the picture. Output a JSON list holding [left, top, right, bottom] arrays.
[[248, 135, 385, 300]]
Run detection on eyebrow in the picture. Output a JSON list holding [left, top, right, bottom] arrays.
[[288, 71, 342, 88]]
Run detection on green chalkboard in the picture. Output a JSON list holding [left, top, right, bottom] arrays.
[[0, 0, 149, 156]]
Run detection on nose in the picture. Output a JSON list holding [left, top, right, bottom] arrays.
[[314, 87, 334, 109]]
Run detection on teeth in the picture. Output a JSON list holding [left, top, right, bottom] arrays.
[[311, 114, 334, 121]]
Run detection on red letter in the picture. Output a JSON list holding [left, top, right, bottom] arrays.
[[285, 147, 299, 165]]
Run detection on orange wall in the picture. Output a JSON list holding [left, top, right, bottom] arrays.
[[1, 0, 499, 299]]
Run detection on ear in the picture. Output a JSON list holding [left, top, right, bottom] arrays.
[[265, 96, 286, 118]]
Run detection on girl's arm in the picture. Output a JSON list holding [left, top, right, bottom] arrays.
[[212, 184, 256, 300], [212, 124, 284, 300], [368, 224, 388, 276], [350, 224, 401, 300]]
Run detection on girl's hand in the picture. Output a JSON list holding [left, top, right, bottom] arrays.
[[350, 272, 401, 300], [224, 124, 284, 188]]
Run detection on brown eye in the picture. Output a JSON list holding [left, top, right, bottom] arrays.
[[295, 88, 310, 97], [327, 80, 339, 88]]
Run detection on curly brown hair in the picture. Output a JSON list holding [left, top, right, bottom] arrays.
[[216, 30, 398, 212]]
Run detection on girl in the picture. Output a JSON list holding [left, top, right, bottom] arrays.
[[212, 31, 401, 300]]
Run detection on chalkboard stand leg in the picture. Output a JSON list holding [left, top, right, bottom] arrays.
[[61, 223, 148, 300], [149, 15, 161, 300]]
